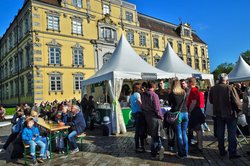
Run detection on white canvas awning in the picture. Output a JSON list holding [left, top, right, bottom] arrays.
[[156, 43, 214, 84], [81, 34, 174, 135], [82, 34, 174, 86], [228, 56, 250, 82]]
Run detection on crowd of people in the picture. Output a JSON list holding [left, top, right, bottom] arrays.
[[0, 73, 250, 163], [0, 99, 86, 164], [129, 74, 250, 160]]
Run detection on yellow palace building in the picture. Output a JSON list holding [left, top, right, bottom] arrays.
[[0, 0, 210, 106]]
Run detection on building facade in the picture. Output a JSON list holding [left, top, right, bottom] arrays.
[[0, 0, 210, 106]]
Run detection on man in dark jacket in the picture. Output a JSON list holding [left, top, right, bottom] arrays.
[[81, 94, 89, 128], [66, 105, 86, 154], [141, 81, 165, 160], [209, 73, 242, 159]]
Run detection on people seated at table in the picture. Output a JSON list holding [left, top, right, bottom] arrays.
[[22, 117, 47, 164], [0, 105, 6, 120], [0, 108, 25, 153], [55, 105, 70, 154], [66, 105, 86, 154]]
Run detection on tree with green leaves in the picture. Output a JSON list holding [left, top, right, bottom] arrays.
[[212, 63, 234, 81], [241, 50, 250, 65]]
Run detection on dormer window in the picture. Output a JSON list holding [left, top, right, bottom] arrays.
[[184, 29, 190, 37], [103, 4, 110, 15]]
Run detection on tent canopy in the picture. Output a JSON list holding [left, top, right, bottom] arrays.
[[82, 34, 174, 86], [228, 56, 250, 82], [156, 43, 214, 82]]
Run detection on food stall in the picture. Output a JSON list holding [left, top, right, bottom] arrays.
[[81, 34, 175, 134]]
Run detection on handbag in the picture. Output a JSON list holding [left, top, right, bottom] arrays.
[[166, 111, 180, 124], [166, 93, 186, 124]]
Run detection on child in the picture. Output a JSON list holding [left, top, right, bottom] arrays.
[[22, 117, 46, 164], [55, 105, 69, 154]]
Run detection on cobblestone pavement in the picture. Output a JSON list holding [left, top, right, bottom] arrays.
[[1, 120, 250, 166]]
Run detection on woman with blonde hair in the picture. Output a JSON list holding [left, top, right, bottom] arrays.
[[168, 79, 188, 159]]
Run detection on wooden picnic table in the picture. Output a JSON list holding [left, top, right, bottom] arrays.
[[37, 118, 70, 159]]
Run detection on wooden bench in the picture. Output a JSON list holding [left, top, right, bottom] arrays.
[[0, 122, 11, 127], [76, 133, 86, 151], [23, 143, 30, 166]]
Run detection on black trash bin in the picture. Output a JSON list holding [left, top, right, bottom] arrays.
[[102, 116, 111, 136]]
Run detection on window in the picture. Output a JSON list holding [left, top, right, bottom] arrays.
[[72, 19, 82, 34], [0, 66, 3, 80], [153, 38, 159, 48], [126, 11, 133, 22], [14, 55, 18, 73], [184, 29, 190, 37], [26, 46, 31, 66], [103, 4, 110, 15], [27, 74, 32, 95], [187, 57, 192, 66], [140, 33, 146, 46], [14, 27, 18, 45], [5, 62, 8, 78], [6, 84, 9, 99], [19, 22, 23, 39], [127, 31, 134, 44], [178, 43, 182, 54], [25, 17, 29, 33], [9, 58, 13, 75], [72, 0, 82, 8], [195, 58, 199, 69], [20, 51, 23, 70], [47, 15, 59, 31], [15, 79, 18, 97], [49, 47, 61, 64], [186, 45, 191, 55], [74, 74, 84, 90], [73, 48, 83, 65], [50, 75, 62, 91], [140, 55, 148, 62], [202, 59, 207, 69], [100, 27, 116, 41], [103, 53, 112, 65], [10, 81, 13, 98], [194, 47, 198, 56], [20, 77, 24, 96], [201, 48, 205, 58], [154, 55, 160, 66], [169, 41, 173, 48], [9, 34, 13, 50]]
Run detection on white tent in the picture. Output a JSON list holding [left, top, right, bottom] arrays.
[[82, 34, 174, 134], [156, 43, 214, 85], [228, 56, 250, 82]]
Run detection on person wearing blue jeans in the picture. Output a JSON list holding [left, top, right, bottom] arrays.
[[22, 118, 46, 164], [66, 105, 86, 154], [68, 131, 77, 149], [176, 112, 189, 158], [168, 79, 188, 158]]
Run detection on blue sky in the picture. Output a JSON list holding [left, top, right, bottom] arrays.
[[1, 0, 250, 71]]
